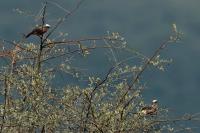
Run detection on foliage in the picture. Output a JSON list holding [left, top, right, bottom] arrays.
[[0, 1, 199, 133]]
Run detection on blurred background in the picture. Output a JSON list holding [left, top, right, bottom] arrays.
[[0, 0, 199, 117]]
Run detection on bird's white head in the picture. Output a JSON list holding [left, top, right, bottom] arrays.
[[44, 24, 51, 28], [152, 99, 158, 103]]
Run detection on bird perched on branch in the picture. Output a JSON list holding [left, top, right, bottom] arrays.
[[141, 99, 158, 115], [25, 24, 51, 38]]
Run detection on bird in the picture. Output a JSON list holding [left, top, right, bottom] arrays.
[[141, 99, 158, 115], [25, 24, 51, 38]]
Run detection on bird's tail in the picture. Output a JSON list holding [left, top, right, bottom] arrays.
[[25, 32, 33, 38]]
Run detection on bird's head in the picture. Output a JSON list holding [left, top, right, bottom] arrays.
[[152, 99, 158, 104], [44, 24, 51, 28]]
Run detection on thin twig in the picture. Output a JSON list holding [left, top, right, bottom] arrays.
[[43, 0, 85, 43], [118, 39, 171, 121], [36, 2, 47, 73], [43, 36, 111, 47], [40, 45, 114, 63]]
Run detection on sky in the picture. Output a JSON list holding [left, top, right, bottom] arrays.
[[0, 0, 200, 122]]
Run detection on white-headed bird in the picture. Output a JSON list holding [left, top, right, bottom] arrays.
[[141, 99, 158, 115], [25, 24, 51, 38]]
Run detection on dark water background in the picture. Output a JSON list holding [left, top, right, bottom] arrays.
[[0, 0, 200, 126]]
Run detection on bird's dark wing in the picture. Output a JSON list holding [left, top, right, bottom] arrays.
[[25, 27, 41, 38], [25, 31, 34, 38], [141, 106, 152, 111]]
